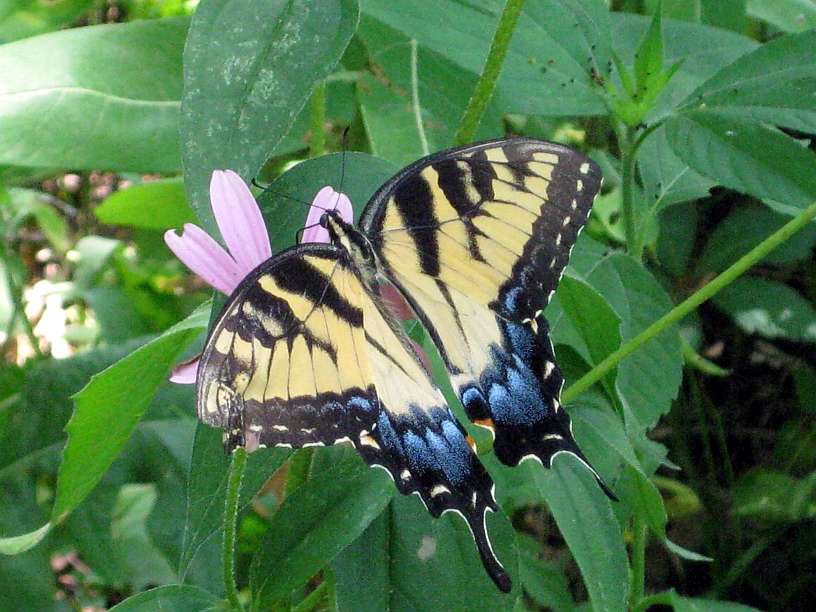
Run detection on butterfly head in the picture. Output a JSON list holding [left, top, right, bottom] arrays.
[[322, 210, 375, 266]]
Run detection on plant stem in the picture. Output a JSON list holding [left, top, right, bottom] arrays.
[[285, 448, 314, 497], [562, 199, 816, 403], [309, 82, 326, 158], [0, 239, 42, 358], [453, 0, 526, 145], [632, 591, 673, 612], [224, 448, 247, 612], [630, 510, 648, 606], [410, 39, 430, 156], [620, 125, 640, 258]]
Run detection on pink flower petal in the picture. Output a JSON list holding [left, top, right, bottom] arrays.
[[210, 170, 272, 272], [302, 186, 334, 244], [333, 192, 354, 224], [170, 354, 200, 384], [301, 186, 355, 244], [164, 224, 244, 295]]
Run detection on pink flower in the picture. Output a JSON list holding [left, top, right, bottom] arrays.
[[164, 170, 352, 384]]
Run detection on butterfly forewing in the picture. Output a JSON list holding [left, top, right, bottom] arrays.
[[195, 243, 511, 592], [360, 138, 612, 493]]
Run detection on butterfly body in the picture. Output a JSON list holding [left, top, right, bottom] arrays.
[[196, 138, 608, 592]]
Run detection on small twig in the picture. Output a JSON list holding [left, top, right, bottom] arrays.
[[223, 448, 248, 611], [453, 0, 527, 144], [563, 199, 816, 403], [410, 39, 430, 156]]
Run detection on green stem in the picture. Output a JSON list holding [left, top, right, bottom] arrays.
[[620, 125, 640, 258], [410, 39, 430, 156], [285, 448, 314, 497], [309, 82, 326, 158], [562, 199, 816, 404], [224, 448, 247, 612], [630, 510, 648, 606], [0, 239, 42, 358], [453, 0, 526, 145]]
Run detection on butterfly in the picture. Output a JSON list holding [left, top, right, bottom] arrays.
[[195, 138, 611, 592]]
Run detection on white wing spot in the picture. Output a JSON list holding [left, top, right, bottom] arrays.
[[571, 199, 578, 210], [555, 233, 562, 246], [400, 469, 411, 481], [543, 361, 555, 379], [577, 180, 584, 193], [430, 484, 451, 497], [562, 215, 571, 227], [417, 535, 437, 561], [579, 162, 590, 174]]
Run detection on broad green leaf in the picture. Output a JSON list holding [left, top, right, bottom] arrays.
[[527, 456, 628, 612], [679, 30, 816, 133], [670, 591, 763, 612], [612, 13, 757, 122], [587, 254, 683, 432], [746, 0, 816, 32], [657, 201, 699, 277], [732, 470, 816, 523], [634, 8, 665, 91], [178, 423, 290, 579], [257, 152, 399, 252], [0, 18, 186, 171], [109, 585, 221, 611], [360, 0, 609, 117], [555, 276, 622, 379], [96, 178, 196, 230], [698, 205, 816, 273], [0, 477, 53, 607], [181, 0, 359, 233], [645, 0, 747, 31], [665, 111, 816, 215], [356, 16, 503, 163], [51, 302, 210, 523], [332, 493, 520, 611], [0, 523, 51, 556], [517, 535, 575, 612], [638, 125, 714, 212], [249, 455, 394, 608], [0, 0, 94, 43], [712, 278, 816, 343]]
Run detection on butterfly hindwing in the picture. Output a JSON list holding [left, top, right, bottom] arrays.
[[196, 243, 511, 591], [361, 138, 611, 492]]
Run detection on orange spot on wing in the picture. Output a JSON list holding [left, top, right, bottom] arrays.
[[474, 418, 495, 431]]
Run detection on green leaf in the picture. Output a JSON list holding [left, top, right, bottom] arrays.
[[517, 535, 575, 612], [712, 278, 816, 343], [679, 30, 816, 133], [355, 17, 503, 164], [96, 178, 196, 230], [0, 523, 51, 556], [555, 275, 622, 375], [665, 111, 816, 215], [332, 492, 520, 611], [178, 423, 290, 579], [612, 12, 757, 122], [526, 456, 628, 612], [181, 0, 359, 233], [51, 303, 210, 523], [249, 455, 394, 608], [698, 205, 816, 273], [109, 585, 221, 611], [634, 7, 664, 92], [361, 0, 610, 118], [257, 152, 399, 252], [0, 0, 94, 43], [0, 18, 186, 171], [747, 0, 816, 33], [638, 125, 714, 212], [586, 253, 683, 432], [732, 470, 816, 523]]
